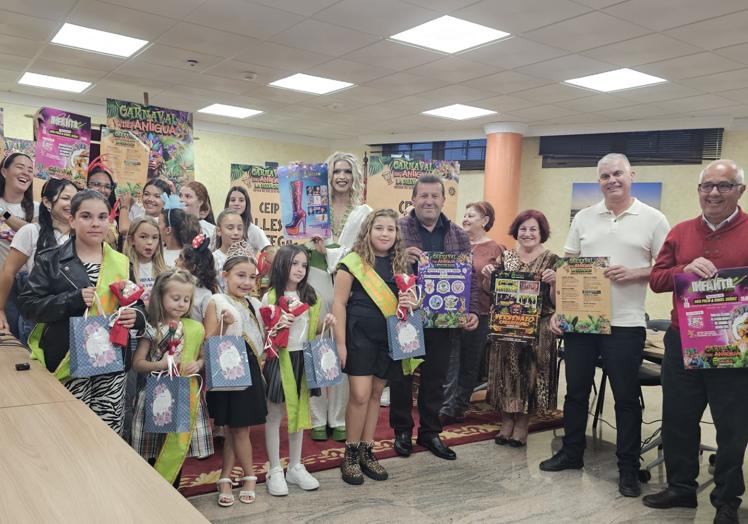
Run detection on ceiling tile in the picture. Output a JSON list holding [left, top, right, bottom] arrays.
[[158, 23, 261, 58], [665, 10, 748, 50], [67, 0, 176, 41], [680, 68, 748, 93], [582, 34, 702, 67], [454, 0, 590, 34], [514, 83, 595, 103], [100, 0, 206, 18], [555, 94, 638, 112], [571, 0, 623, 8], [0, 34, 44, 58], [462, 70, 550, 94], [312, 0, 437, 37], [417, 84, 496, 105], [134, 44, 226, 72], [604, 0, 748, 31], [244, 85, 316, 104], [636, 52, 744, 81], [720, 88, 748, 104], [404, 0, 482, 12], [362, 72, 449, 97], [0, 0, 77, 20], [655, 94, 736, 113], [516, 54, 614, 81], [544, 112, 611, 124], [522, 12, 651, 53], [504, 104, 577, 121], [270, 19, 380, 57], [0, 53, 32, 72], [37, 44, 125, 72], [597, 103, 678, 120], [686, 104, 748, 118], [471, 94, 537, 112], [612, 82, 703, 103], [249, 0, 339, 16], [0, 9, 58, 40], [233, 42, 331, 70], [25, 58, 109, 82], [343, 40, 441, 70], [185, 0, 304, 40], [105, 73, 176, 92], [461, 37, 567, 69], [201, 59, 289, 85], [84, 78, 174, 104], [405, 57, 500, 83], [714, 43, 748, 66], [114, 61, 201, 85], [304, 59, 394, 84]]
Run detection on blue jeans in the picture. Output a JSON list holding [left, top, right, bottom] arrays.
[[5, 271, 33, 346]]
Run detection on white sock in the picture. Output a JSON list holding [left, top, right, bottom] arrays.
[[265, 401, 284, 470], [288, 430, 303, 469]]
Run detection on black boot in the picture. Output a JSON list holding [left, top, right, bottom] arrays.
[[359, 442, 388, 481], [341, 443, 364, 485]]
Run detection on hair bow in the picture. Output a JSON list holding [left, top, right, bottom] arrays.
[[191, 233, 207, 250], [87, 155, 113, 176], [161, 193, 183, 210]]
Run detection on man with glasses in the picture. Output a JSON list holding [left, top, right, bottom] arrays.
[[646, 159, 747, 524]]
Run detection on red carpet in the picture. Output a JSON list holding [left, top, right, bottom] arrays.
[[179, 401, 563, 498]]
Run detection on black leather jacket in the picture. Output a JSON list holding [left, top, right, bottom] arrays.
[[18, 238, 146, 373]]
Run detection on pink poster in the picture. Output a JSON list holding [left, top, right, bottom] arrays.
[[34, 107, 91, 188]]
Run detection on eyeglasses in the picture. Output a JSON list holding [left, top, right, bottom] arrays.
[[333, 169, 353, 175], [89, 181, 113, 191], [697, 182, 742, 194]]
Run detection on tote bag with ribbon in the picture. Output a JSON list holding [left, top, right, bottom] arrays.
[[387, 284, 427, 361], [303, 326, 343, 388], [204, 316, 252, 392], [144, 354, 201, 434], [69, 293, 124, 378]]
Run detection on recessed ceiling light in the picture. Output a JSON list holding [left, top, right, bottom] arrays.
[[269, 73, 354, 95], [390, 16, 510, 54], [198, 103, 263, 119], [51, 23, 148, 58], [564, 68, 667, 92], [422, 104, 497, 121], [18, 72, 91, 93]]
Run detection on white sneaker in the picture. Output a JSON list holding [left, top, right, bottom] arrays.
[[266, 466, 289, 496], [285, 463, 320, 491], [380, 386, 390, 407]]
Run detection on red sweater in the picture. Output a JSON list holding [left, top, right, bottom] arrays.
[[650, 208, 748, 328]]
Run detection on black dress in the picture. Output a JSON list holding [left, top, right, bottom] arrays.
[[340, 255, 400, 380]]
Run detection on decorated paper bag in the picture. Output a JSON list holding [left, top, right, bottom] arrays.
[[303, 329, 343, 388], [204, 335, 252, 391], [144, 373, 191, 434], [387, 310, 426, 361], [68, 299, 124, 377]]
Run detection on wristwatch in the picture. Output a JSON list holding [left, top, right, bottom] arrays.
[[0, 206, 9, 220]]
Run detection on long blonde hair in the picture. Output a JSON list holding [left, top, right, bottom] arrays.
[[351, 209, 409, 274], [148, 269, 197, 346], [326, 151, 365, 206], [125, 216, 167, 278]]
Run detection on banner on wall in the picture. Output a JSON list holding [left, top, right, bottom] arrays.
[[277, 162, 330, 241], [230, 163, 285, 246], [1, 138, 34, 161], [100, 128, 149, 195], [366, 155, 460, 220], [34, 107, 91, 188], [106, 98, 194, 189], [570, 182, 662, 222]]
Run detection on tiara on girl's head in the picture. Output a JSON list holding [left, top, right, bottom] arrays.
[[225, 240, 254, 262]]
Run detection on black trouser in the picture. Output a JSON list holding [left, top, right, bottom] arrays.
[[561, 327, 645, 472], [441, 315, 489, 418], [662, 328, 748, 509], [389, 328, 454, 439]]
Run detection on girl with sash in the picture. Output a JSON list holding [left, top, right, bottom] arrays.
[[130, 269, 213, 487], [205, 242, 267, 507], [18, 190, 146, 434], [332, 209, 415, 485], [261, 245, 336, 496]]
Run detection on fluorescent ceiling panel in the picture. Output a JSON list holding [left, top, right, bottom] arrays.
[[422, 103, 497, 120], [18, 72, 91, 93], [565, 68, 667, 92], [198, 104, 263, 118], [390, 16, 510, 54], [269, 73, 354, 95], [52, 23, 148, 58]]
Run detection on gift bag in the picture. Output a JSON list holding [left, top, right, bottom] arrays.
[[144, 373, 192, 434], [204, 335, 252, 391], [303, 328, 343, 388], [69, 295, 124, 378], [387, 309, 427, 361]]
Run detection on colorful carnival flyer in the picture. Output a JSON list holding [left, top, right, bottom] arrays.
[[489, 271, 546, 343], [674, 267, 748, 369], [417, 251, 472, 328], [555, 257, 612, 335], [100, 128, 149, 195], [277, 162, 330, 240], [34, 107, 91, 188]]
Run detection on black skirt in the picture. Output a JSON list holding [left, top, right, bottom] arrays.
[[263, 350, 320, 404], [207, 344, 267, 428], [343, 313, 399, 381]]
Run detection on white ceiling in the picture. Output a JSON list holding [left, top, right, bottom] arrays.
[[2, 0, 748, 144]]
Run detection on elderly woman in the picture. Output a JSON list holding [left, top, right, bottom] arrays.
[[440, 201, 504, 424], [308, 152, 372, 442], [484, 209, 559, 447]]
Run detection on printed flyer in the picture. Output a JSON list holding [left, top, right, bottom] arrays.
[[230, 163, 284, 246], [555, 257, 612, 335], [100, 128, 149, 196], [417, 251, 472, 328], [34, 107, 91, 188], [277, 162, 330, 241], [674, 267, 748, 369], [489, 271, 546, 343], [106, 98, 194, 188], [367, 155, 460, 220]]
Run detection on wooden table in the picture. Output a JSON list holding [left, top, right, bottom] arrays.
[[0, 335, 208, 523]]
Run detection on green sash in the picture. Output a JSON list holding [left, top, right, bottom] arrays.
[[154, 318, 204, 484], [29, 243, 131, 382], [339, 252, 423, 375], [267, 289, 320, 433]]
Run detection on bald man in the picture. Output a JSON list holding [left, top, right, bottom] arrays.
[[646, 160, 747, 524]]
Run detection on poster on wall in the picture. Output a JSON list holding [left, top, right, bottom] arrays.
[[100, 128, 149, 196], [674, 267, 748, 369], [570, 182, 662, 222], [277, 162, 330, 241], [106, 98, 194, 189], [34, 107, 91, 188], [2, 138, 34, 161], [367, 155, 460, 220], [230, 163, 285, 246]]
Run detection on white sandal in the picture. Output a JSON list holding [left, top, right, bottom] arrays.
[[238, 475, 257, 504], [216, 478, 234, 507]]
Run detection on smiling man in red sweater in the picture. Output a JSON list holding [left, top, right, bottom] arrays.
[[645, 159, 747, 524]]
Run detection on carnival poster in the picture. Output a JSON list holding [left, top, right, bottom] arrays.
[[417, 251, 472, 328], [100, 128, 149, 198], [555, 257, 612, 335], [34, 107, 90, 188], [106, 98, 194, 188], [367, 155, 460, 220], [230, 163, 284, 246], [674, 267, 748, 369], [277, 162, 330, 241], [489, 271, 545, 343]]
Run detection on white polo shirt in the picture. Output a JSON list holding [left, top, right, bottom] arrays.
[[564, 198, 670, 327]]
